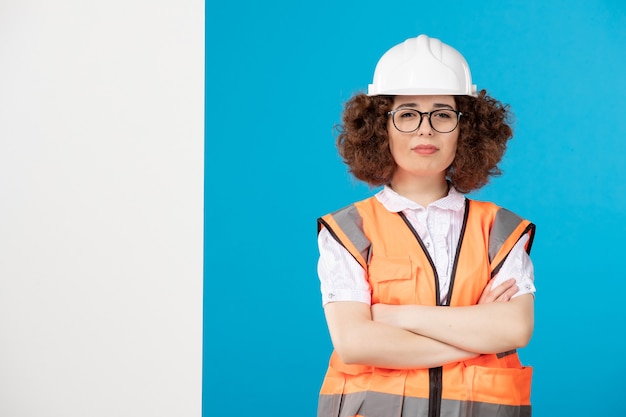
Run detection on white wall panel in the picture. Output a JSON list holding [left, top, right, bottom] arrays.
[[0, 1, 204, 416]]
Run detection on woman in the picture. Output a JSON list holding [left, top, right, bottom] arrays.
[[317, 34, 536, 417]]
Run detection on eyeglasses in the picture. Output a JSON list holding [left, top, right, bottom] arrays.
[[388, 108, 462, 133]]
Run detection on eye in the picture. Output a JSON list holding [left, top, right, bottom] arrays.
[[433, 110, 454, 119], [397, 109, 418, 119]]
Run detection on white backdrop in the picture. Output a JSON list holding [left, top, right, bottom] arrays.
[[0, 1, 204, 416]]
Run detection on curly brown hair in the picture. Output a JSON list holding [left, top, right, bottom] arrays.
[[335, 90, 513, 193]]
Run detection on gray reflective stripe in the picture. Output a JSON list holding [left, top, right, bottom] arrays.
[[318, 391, 412, 417], [489, 208, 524, 263], [329, 205, 371, 264], [317, 393, 343, 417], [463, 401, 531, 417], [318, 393, 531, 417]]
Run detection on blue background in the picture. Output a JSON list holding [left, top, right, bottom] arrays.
[[205, 1, 626, 415]]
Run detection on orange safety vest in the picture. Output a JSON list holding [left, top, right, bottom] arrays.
[[317, 196, 536, 417]]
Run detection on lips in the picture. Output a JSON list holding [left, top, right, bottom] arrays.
[[412, 144, 438, 155]]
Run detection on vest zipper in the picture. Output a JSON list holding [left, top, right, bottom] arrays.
[[398, 212, 443, 417], [398, 201, 470, 417], [443, 200, 470, 305], [428, 367, 443, 417]]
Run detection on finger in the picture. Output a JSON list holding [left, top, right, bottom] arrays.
[[478, 278, 517, 304], [489, 278, 516, 300], [497, 284, 519, 302]]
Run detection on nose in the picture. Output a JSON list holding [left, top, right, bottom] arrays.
[[416, 113, 434, 136]]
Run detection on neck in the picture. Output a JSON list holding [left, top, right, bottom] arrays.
[[389, 175, 449, 207]]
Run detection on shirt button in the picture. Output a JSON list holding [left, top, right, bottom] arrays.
[[425, 242, 431, 248]]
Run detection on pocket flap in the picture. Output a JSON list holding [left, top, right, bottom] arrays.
[[368, 256, 412, 283]]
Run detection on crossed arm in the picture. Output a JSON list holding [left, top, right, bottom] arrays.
[[323, 278, 534, 369]]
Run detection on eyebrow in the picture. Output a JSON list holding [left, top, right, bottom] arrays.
[[396, 102, 455, 110]]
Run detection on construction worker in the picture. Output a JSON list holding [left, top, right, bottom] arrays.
[[317, 34, 536, 417]]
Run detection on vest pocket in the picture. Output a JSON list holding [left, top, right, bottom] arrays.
[[368, 256, 415, 304], [463, 364, 533, 406]]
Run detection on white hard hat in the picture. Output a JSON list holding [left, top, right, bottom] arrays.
[[367, 34, 477, 96]]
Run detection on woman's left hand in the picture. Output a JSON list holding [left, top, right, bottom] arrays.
[[478, 278, 518, 304]]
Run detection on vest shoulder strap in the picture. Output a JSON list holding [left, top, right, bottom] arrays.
[[490, 208, 524, 261], [318, 202, 371, 270], [487, 205, 536, 276]]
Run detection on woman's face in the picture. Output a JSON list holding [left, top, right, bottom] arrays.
[[388, 95, 459, 184]]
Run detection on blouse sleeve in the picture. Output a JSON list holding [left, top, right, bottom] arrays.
[[491, 234, 536, 298], [317, 226, 372, 306]]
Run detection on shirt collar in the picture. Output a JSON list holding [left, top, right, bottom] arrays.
[[375, 184, 466, 213]]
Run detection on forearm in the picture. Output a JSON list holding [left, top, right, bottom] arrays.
[[325, 302, 477, 369], [338, 320, 476, 369], [384, 295, 534, 353]]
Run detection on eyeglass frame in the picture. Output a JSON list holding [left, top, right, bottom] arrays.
[[387, 108, 463, 134]]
